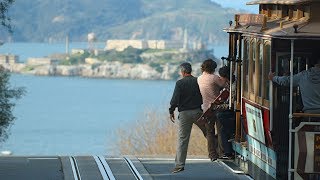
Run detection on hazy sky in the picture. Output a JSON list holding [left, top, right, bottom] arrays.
[[211, 0, 257, 13]]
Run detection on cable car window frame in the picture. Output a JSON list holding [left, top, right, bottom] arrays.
[[242, 38, 249, 98], [263, 41, 271, 107], [255, 40, 263, 104], [249, 38, 256, 101], [275, 52, 312, 112], [244, 37, 272, 107]]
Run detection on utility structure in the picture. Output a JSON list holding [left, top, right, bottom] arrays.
[[87, 32, 97, 53]]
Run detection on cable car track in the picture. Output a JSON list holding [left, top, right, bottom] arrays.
[[68, 156, 143, 180], [69, 156, 82, 180], [93, 155, 116, 180], [123, 157, 144, 180]]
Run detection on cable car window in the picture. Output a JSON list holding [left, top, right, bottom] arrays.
[[289, 6, 293, 19], [292, 6, 298, 19], [303, 5, 310, 18], [271, 5, 278, 18], [250, 39, 256, 95], [264, 42, 271, 101], [243, 39, 249, 97], [276, 53, 310, 112], [282, 5, 288, 18]]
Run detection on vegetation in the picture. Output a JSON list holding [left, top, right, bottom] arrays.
[[117, 108, 207, 156], [0, 66, 24, 142], [96, 46, 144, 64], [0, 0, 23, 143], [1, 0, 240, 43], [59, 51, 90, 65], [22, 65, 35, 72], [148, 62, 163, 73], [0, 0, 14, 33]]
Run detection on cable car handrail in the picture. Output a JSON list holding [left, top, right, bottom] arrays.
[[292, 112, 320, 118]]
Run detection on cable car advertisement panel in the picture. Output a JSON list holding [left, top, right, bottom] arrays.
[[245, 103, 265, 144], [294, 122, 320, 179]]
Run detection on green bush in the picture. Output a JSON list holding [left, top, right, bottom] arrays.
[[22, 65, 35, 72], [99, 46, 144, 63], [59, 51, 91, 65], [149, 62, 163, 73], [0, 66, 25, 142]]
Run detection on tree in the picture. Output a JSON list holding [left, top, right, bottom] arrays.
[[0, 0, 14, 33], [0, 66, 24, 142]]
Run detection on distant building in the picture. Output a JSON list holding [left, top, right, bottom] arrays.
[[0, 54, 19, 64], [105, 40, 148, 51], [85, 58, 100, 64], [27, 58, 58, 66], [71, 49, 86, 55], [105, 40, 184, 51]]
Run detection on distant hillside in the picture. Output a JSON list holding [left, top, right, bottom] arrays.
[[1, 0, 243, 44]]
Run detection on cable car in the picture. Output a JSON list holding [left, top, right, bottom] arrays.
[[223, 0, 320, 179]]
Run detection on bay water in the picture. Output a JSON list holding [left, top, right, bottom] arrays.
[[0, 42, 227, 155]]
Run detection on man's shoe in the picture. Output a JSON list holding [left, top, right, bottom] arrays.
[[220, 154, 234, 160], [171, 167, 184, 173], [210, 157, 218, 162]]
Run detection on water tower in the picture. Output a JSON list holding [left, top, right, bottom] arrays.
[[87, 32, 97, 52]]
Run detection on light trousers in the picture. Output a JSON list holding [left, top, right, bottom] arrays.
[[175, 108, 217, 168]]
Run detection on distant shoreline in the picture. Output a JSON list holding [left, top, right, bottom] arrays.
[[2, 62, 203, 80]]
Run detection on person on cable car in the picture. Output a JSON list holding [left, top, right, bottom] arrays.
[[268, 58, 320, 114], [197, 59, 228, 160], [215, 66, 236, 160]]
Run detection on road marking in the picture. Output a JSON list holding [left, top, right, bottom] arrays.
[[27, 157, 59, 160]]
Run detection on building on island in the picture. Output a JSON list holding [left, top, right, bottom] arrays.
[[0, 54, 19, 64], [27, 58, 58, 66], [105, 40, 186, 51]]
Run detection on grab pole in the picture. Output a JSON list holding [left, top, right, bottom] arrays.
[[288, 39, 294, 180]]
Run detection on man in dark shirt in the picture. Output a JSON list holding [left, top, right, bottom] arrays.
[[169, 62, 204, 173]]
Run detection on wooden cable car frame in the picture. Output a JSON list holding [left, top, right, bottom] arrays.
[[223, 0, 320, 179]]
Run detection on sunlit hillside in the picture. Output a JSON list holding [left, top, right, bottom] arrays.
[[2, 0, 242, 44]]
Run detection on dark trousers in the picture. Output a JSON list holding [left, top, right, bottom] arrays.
[[216, 110, 235, 155]]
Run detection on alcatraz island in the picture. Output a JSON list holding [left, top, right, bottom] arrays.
[[0, 35, 218, 80]]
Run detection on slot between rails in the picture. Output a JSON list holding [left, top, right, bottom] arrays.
[[94, 155, 116, 180], [69, 156, 82, 180], [123, 157, 144, 180]]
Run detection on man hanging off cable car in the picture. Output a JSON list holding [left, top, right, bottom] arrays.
[[268, 58, 320, 114]]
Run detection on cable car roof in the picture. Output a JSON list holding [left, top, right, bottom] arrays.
[[246, 0, 313, 5], [224, 19, 320, 39]]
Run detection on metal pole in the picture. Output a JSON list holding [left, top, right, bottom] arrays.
[[269, 42, 273, 131], [66, 35, 69, 55], [236, 34, 242, 142], [229, 33, 234, 108], [288, 39, 294, 180]]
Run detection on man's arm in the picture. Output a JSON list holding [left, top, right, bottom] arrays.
[[169, 82, 180, 115], [268, 71, 302, 87], [169, 82, 180, 123], [214, 75, 228, 90]]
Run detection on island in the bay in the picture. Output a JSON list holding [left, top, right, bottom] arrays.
[[0, 37, 221, 80]]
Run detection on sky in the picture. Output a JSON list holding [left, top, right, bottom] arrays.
[[211, 0, 256, 13]]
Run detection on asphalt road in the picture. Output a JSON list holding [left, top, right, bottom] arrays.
[[0, 156, 251, 180]]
